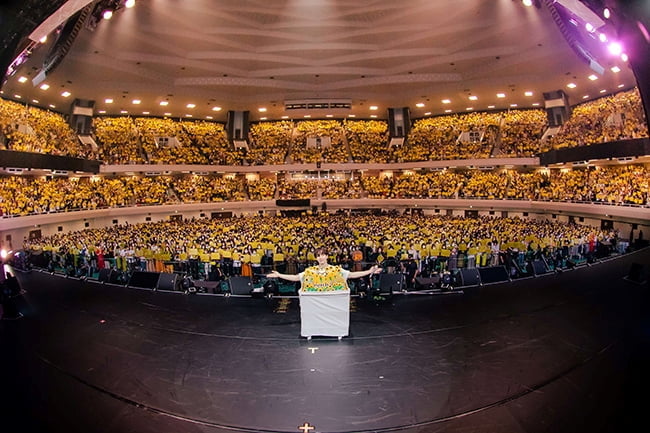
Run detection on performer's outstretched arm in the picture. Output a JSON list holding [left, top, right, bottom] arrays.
[[347, 265, 382, 279], [267, 270, 301, 281]]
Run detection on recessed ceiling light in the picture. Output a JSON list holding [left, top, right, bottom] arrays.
[[588, 74, 598, 81], [441, 99, 451, 104], [186, 103, 196, 108], [325, 114, 333, 118], [40, 83, 50, 90], [369, 105, 378, 110], [510, 103, 518, 107], [444, 109, 452, 113], [611, 66, 621, 73], [348, 114, 356, 117], [61, 91, 71, 97], [524, 91, 533, 96], [105, 98, 113, 103], [599, 89, 607, 93], [185, 114, 192, 117], [159, 101, 169, 106], [164, 112, 171, 116], [583, 95, 590, 99], [567, 83, 577, 88], [132, 99, 141, 104], [621, 53, 628, 62], [370, 114, 378, 118], [468, 95, 478, 101], [487, 105, 495, 109], [18, 76, 28, 83], [260, 117, 267, 120], [49, 104, 56, 108], [416, 102, 425, 107], [281, 116, 289, 119], [32, 99, 39, 103], [142, 111, 149, 115], [466, 107, 473, 110], [258, 107, 267, 112], [212, 106, 221, 111], [14, 94, 21, 99], [206, 116, 213, 119], [617, 84, 625, 88], [496, 93, 506, 98], [120, 110, 128, 114], [424, 112, 431, 116], [98, 110, 106, 114], [532, 103, 540, 106]]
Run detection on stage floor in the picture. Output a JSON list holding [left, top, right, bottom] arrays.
[[2, 249, 650, 433]]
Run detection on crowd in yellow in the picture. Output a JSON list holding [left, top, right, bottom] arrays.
[[2, 88, 646, 165], [1, 165, 648, 217], [24, 214, 616, 275], [550, 89, 648, 149]]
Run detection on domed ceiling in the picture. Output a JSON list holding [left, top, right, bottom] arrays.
[[1, 0, 637, 121]]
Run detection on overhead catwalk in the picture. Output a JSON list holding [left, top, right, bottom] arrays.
[[1, 248, 649, 433]]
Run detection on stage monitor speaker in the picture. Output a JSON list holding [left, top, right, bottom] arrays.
[[128, 271, 160, 289], [459, 268, 481, 286], [478, 266, 510, 285], [157, 272, 178, 291], [378, 273, 404, 294], [414, 276, 440, 290], [532, 259, 550, 276], [108, 270, 122, 284], [98, 268, 111, 283], [624, 263, 648, 285], [229, 276, 253, 295]]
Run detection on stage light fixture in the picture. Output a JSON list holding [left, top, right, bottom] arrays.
[[603, 8, 610, 19], [102, 10, 113, 20], [607, 41, 622, 55]]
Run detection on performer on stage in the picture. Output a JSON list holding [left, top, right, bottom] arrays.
[[267, 247, 381, 291]]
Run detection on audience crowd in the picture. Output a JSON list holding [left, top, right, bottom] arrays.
[[23, 214, 619, 281], [550, 88, 648, 149], [2, 88, 647, 165], [1, 165, 648, 217]]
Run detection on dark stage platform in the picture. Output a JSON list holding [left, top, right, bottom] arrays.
[[2, 249, 650, 433]]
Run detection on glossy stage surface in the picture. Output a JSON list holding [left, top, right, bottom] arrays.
[[2, 249, 650, 433]]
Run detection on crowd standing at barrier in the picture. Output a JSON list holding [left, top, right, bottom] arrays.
[[19, 214, 624, 290]]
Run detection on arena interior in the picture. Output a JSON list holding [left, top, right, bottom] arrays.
[[1, 1, 650, 433]]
